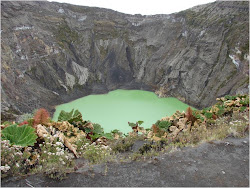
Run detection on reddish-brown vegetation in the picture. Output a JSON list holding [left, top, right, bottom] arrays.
[[185, 107, 196, 124], [33, 108, 50, 126], [152, 124, 160, 134], [19, 121, 28, 126]]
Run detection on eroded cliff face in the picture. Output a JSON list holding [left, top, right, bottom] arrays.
[[1, 1, 249, 120]]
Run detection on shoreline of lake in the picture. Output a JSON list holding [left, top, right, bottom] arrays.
[[53, 89, 192, 133]]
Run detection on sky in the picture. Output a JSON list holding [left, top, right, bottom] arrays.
[[48, 0, 216, 15]]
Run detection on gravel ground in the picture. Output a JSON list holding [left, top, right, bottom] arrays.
[[1, 136, 249, 187]]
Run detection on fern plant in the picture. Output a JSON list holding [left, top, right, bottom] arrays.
[[1, 124, 38, 147]]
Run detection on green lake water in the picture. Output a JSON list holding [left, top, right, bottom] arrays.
[[53, 90, 191, 133]]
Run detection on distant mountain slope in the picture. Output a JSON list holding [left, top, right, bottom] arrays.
[[1, 1, 249, 120]]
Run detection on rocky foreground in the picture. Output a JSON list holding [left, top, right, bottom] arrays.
[[2, 137, 249, 187], [1, 95, 249, 187]]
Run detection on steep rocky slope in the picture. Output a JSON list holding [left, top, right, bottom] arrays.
[[1, 1, 249, 120]]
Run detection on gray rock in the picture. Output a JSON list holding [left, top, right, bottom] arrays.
[[1, 1, 249, 120]]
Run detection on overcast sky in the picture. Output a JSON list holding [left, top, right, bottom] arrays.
[[48, 0, 216, 15]]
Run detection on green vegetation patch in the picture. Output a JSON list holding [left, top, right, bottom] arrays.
[[1, 124, 37, 147], [54, 22, 79, 48]]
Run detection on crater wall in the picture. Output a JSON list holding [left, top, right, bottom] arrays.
[[1, 1, 249, 120]]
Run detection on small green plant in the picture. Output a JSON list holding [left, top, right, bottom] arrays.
[[139, 143, 152, 155], [137, 121, 144, 125], [128, 121, 144, 133], [92, 123, 104, 134], [202, 107, 211, 113], [158, 121, 171, 132], [128, 121, 144, 128], [204, 112, 213, 119], [240, 98, 249, 106], [2, 121, 12, 126], [89, 124, 113, 141], [193, 111, 205, 121], [81, 143, 112, 164], [216, 105, 225, 116], [111, 137, 135, 153], [240, 106, 247, 112], [111, 129, 123, 137], [128, 122, 137, 128], [1, 124, 37, 147], [224, 95, 237, 100], [75, 137, 91, 154], [58, 109, 83, 124]]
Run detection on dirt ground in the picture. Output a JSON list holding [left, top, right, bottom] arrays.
[[1, 136, 249, 187]]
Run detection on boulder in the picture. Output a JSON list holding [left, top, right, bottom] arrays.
[[177, 118, 187, 130]]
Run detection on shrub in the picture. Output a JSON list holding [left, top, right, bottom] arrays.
[[138, 143, 152, 155], [33, 108, 50, 126], [38, 135, 75, 179], [81, 142, 112, 164], [1, 140, 32, 177], [1, 124, 37, 147], [111, 137, 135, 153]]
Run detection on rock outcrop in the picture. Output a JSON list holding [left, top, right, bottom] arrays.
[[1, 1, 249, 120]]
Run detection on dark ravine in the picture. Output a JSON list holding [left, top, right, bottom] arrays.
[[1, 1, 249, 120]]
